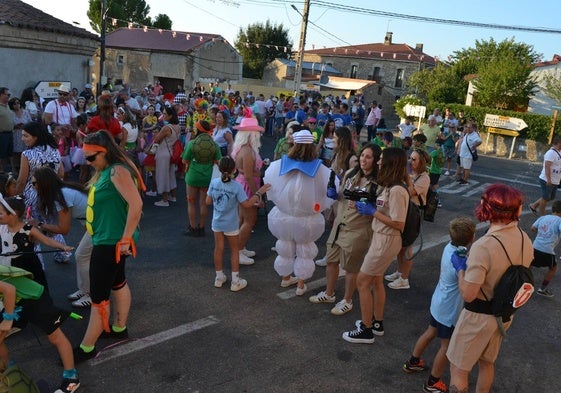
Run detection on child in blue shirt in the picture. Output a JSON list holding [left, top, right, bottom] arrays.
[[402, 217, 476, 393], [206, 157, 270, 292], [531, 199, 561, 297]]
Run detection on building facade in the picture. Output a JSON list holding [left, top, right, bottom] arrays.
[[0, 0, 99, 97], [100, 28, 242, 93]]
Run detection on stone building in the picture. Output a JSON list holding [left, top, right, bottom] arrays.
[[262, 58, 342, 90], [0, 0, 99, 97], [302, 32, 436, 125], [100, 28, 242, 93]]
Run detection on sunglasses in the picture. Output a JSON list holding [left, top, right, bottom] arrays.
[[85, 152, 100, 162]]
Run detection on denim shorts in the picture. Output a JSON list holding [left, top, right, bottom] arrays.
[[539, 178, 557, 201]]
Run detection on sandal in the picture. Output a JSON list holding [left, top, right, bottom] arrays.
[[72, 294, 92, 308]]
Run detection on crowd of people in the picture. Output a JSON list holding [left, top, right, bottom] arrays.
[[0, 80, 553, 393]]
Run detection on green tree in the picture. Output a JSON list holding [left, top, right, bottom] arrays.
[[152, 14, 172, 30], [87, 0, 171, 33], [407, 38, 539, 110], [542, 66, 561, 105], [234, 20, 292, 79]]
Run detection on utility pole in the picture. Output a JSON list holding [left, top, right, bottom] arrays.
[[99, 0, 107, 94], [292, 0, 310, 97]]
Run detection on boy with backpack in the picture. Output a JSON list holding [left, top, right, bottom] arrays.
[[530, 199, 561, 297], [402, 217, 475, 393]]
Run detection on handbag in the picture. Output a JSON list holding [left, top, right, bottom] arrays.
[[422, 189, 439, 222], [466, 135, 478, 161]]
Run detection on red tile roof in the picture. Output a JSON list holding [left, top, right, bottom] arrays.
[[305, 43, 435, 63], [106, 28, 225, 53], [534, 54, 561, 68], [0, 0, 98, 40]]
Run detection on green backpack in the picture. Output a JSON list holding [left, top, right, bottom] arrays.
[[0, 365, 40, 393]]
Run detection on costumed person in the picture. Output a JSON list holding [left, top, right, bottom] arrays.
[[231, 110, 264, 264], [264, 129, 336, 296], [189, 98, 211, 139]]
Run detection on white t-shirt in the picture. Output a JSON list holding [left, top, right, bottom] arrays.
[[122, 123, 139, 143], [458, 131, 482, 159], [539, 148, 561, 185], [398, 123, 416, 138], [44, 99, 78, 125]]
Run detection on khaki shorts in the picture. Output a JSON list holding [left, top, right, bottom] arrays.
[[360, 233, 402, 276], [446, 309, 510, 370], [325, 228, 372, 273]]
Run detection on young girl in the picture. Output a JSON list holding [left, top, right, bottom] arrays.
[[206, 157, 270, 292], [52, 123, 72, 179], [0, 195, 73, 289], [0, 195, 79, 393]]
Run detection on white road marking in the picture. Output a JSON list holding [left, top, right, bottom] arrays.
[[89, 316, 220, 365]]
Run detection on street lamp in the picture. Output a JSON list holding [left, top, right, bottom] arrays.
[[291, 1, 310, 97]]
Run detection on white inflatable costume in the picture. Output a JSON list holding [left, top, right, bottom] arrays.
[[264, 132, 336, 280]]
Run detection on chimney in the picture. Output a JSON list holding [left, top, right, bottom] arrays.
[[415, 43, 423, 52], [384, 32, 393, 45]]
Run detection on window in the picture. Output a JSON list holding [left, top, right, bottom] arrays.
[[350, 64, 358, 79], [117, 55, 125, 66], [395, 68, 404, 88], [372, 67, 381, 82]]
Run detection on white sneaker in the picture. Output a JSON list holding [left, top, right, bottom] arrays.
[[387, 277, 410, 290], [331, 299, 353, 315], [71, 294, 92, 307], [241, 248, 256, 257], [145, 191, 157, 197], [384, 271, 401, 282], [280, 276, 299, 288], [168, 196, 177, 202], [444, 171, 450, 176], [315, 256, 327, 267], [230, 278, 248, 292], [295, 284, 307, 296], [309, 290, 336, 303], [67, 289, 88, 301], [154, 200, 169, 207], [214, 275, 228, 288], [239, 252, 255, 265]]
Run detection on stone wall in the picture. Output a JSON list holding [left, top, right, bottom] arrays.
[[0, 25, 98, 96], [481, 132, 547, 162]]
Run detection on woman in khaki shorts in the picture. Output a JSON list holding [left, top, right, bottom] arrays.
[[342, 147, 408, 344], [309, 143, 382, 316]]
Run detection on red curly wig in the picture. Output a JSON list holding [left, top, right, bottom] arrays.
[[474, 183, 523, 223]]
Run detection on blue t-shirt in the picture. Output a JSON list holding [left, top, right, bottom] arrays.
[[295, 108, 308, 124], [430, 242, 463, 327], [207, 177, 248, 232], [533, 214, 561, 255], [331, 113, 344, 128], [56, 187, 88, 220], [316, 113, 330, 129]]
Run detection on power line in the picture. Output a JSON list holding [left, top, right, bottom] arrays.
[[312, 1, 561, 34]]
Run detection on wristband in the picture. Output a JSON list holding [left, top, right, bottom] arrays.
[[2, 306, 22, 321], [255, 191, 262, 200]]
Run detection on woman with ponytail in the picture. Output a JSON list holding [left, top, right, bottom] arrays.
[[206, 156, 270, 292], [73, 130, 144, 363]]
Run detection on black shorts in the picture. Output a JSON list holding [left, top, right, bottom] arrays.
[[532, 249, 557, 269], [5, 291, 69, 336], [429, 313, 454, 339], [90, 244, 128, 304], [429, 173, 441, 186]]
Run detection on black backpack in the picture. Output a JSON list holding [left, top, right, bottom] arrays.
[[396, 184, 421, 247], [483, 229, 534, 325]]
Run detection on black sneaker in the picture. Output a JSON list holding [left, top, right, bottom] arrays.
[[100, 327, 129, 340], [73, 346, 98, 364], [372, 320, 385, 336], [54, 377, 80, 393], [342, 322, 375, 344]]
